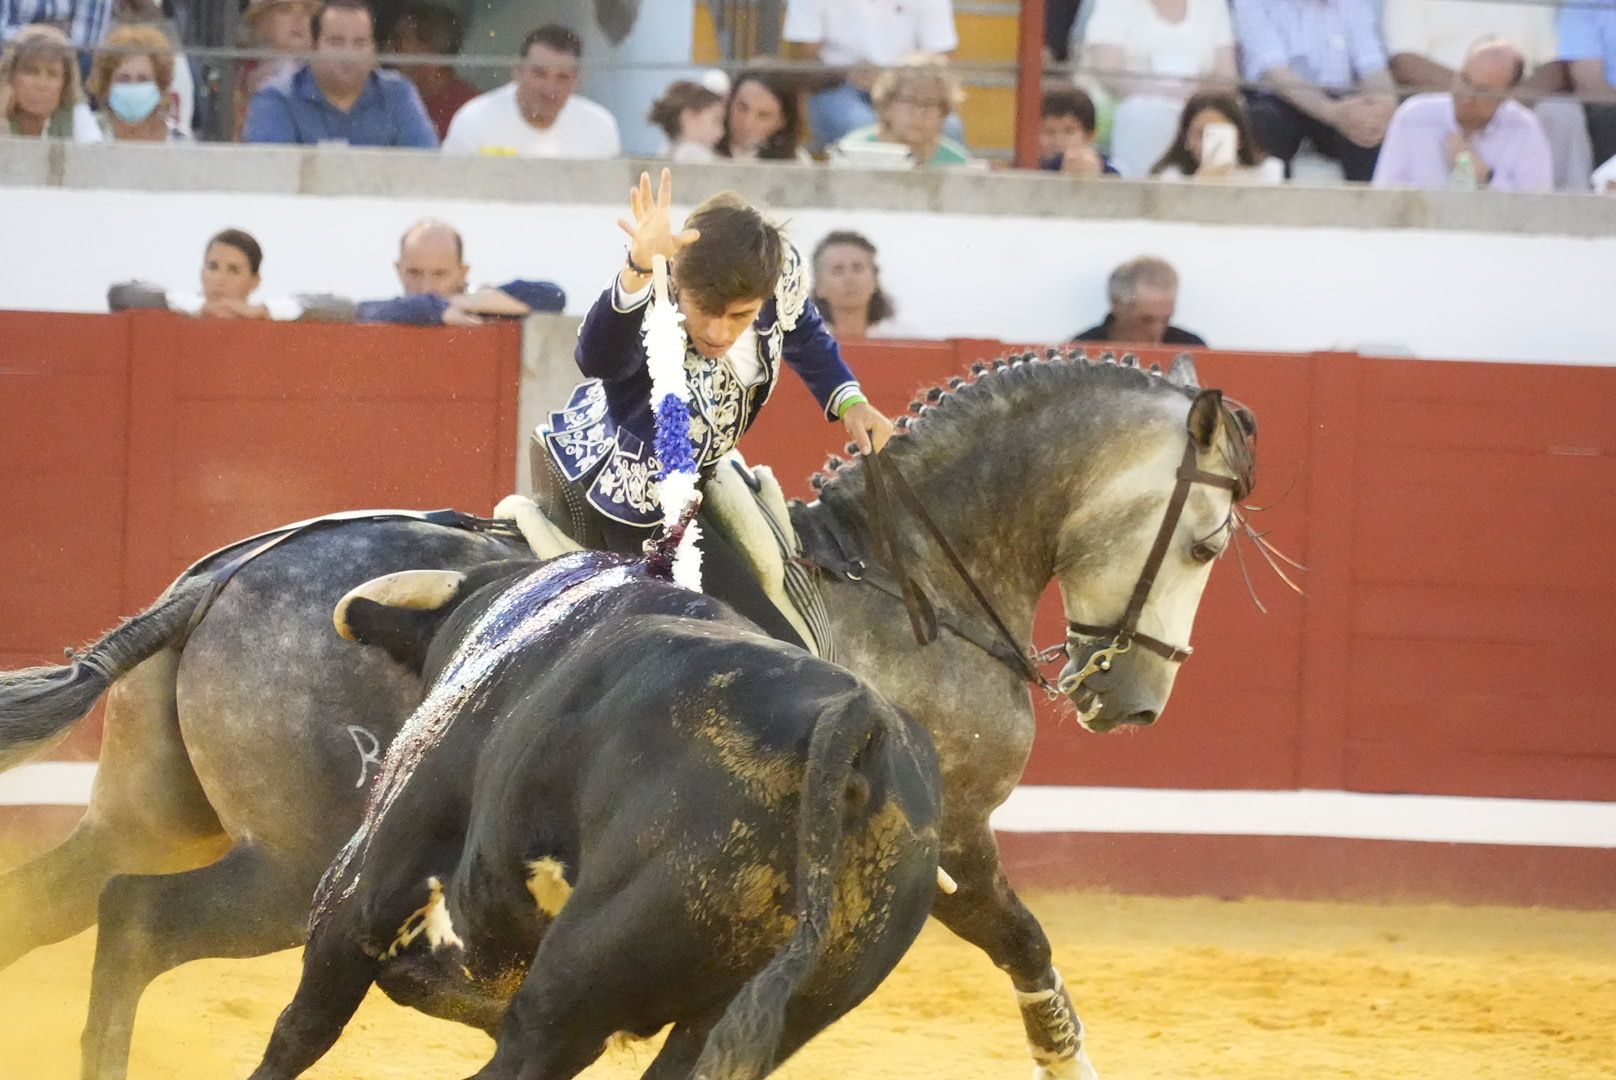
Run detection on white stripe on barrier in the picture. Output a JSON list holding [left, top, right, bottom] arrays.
[[3, 765, 1614, 848]]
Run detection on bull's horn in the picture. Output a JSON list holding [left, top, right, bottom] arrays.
[[936, 866, 958, 895], [333, 569, 465, 641]]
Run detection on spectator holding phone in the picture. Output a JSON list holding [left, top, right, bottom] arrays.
[[1151, 90, 1284, 182]]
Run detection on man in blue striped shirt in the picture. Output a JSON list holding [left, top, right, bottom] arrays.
[[243, 0, 437, 148], [1, 0, 109, 49], [1232, 0, 1398, 181]]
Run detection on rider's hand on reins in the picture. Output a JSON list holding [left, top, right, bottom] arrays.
[[843, 400, 895, 455], [617, 168, 699, 289]]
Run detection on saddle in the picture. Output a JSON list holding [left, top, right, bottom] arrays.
[[522, 433, 833, 660]]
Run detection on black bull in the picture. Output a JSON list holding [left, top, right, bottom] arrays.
[[248, 551, 942, 1080]]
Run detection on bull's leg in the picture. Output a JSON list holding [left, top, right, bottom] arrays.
[[0, 653, 228, 971], [78, 841, 314, 1080], [247, 923, 378, 1080], [931, 824, 1098, 1080], [636, 1015, 721, 1080]]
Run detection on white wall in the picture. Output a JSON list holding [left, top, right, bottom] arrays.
[[4, 185, 1614, 365]]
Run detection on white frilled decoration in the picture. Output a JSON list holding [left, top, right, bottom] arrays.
[[643, 253, 703, 590]]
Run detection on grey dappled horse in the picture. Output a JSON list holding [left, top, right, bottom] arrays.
[[0, 349, 1255, 1080]]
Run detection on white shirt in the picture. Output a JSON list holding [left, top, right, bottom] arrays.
[[1158, 157, 1286, 183], [1382, 0, 1558, 70], [1082, 0, 1234, 82], [442, 82, 621, 159], [783, 0, 958, 67]]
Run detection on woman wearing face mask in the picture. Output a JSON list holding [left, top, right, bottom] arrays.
[[0, 24, 102, 141], [716, 70, 812, 163], [88, 25, 183, 141]]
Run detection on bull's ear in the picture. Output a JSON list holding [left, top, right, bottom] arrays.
[[1187, 388, 1224, 448], [333, 560, 534, 672]]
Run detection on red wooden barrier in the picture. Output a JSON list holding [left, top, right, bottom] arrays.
[[2, 313, 1612, 805]]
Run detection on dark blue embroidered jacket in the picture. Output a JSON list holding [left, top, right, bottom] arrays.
[[543, 251, 861, 526]]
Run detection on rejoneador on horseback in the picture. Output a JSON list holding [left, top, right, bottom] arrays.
[[534, 168, 894, 647]]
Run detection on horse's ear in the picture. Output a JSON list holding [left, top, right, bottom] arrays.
[[1168, 354, 1200, 388], [1187, 389, 1224, 448]]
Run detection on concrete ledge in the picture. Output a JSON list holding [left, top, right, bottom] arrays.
[[7, 141, 1615, 238]]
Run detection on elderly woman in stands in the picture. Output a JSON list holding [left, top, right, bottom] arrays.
[[811, 231, 907, 340], [87, 24, 184, 141], [833, 58, 970, 167], [716, 69, 812, 162], [1151, 90, 1283, 183], [0, 24, 101, 141], [1079, 0, 1238, 176]]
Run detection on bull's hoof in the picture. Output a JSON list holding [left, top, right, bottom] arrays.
[[1033, 1048, 1100, 1080]]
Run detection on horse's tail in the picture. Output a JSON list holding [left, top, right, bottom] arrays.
[[688, 688, 880, 1080], [0, 574, 213, 772]]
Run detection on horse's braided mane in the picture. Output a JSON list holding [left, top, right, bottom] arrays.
[[808, 345, 1254, 500]]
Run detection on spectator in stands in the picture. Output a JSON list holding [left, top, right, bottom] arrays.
[[386, 1, 476, 141], [833, 59, 970, 167], [1231, 0, 1397, 181], [356, 218, 566, 326], [716, 69, 811, 162], [1151, 89, 1284, 183], [1560, 1, 1616, 170], [1039, 88, 1119, 176], [812, 230, 904, 341], [1072, 256, 1206, 347], [648, 78, 724, 163], [1080, 0, 1238, 177], [243, 0, 438, 148], [782, 0, 960, 151], [1, 0, 112, 52], [1383, 0, 1587, 190], [442, 23, 619, 158], [234, 0, 318, 139], [87, 24, 182, 141], [0, 24, 100, 141], [1373, 38, 1552, 193], [107, 228, 352, 320]]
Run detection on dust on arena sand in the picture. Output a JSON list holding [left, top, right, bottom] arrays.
[[1, 889, 1611, 1079]]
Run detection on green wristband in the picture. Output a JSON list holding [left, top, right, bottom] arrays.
[[836, 393, 869, 419]]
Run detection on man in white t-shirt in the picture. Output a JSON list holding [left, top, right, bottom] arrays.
[[1382, 0, 1589, 188], [442, 23, 621, 159], [783, 0, 960, 150]]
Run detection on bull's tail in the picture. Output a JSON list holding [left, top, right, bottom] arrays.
[[688, 688, 879, 1080], [0, 574, 213, 772]]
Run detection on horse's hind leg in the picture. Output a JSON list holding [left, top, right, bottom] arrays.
[[79, 841, 313, 1080], [932, 823, 1098, 1080], [0, 652, 227, 971]]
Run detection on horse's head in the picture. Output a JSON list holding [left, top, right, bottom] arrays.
[[1051, 360, 1256, 732]]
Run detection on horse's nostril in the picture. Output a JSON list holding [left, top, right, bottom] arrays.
[[1120, 710, 1158, 727]]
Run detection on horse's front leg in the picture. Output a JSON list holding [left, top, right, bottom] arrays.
[[932, 823, 1099, 1080]]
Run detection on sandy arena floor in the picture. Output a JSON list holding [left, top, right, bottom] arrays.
[[3, 890, 1613, 1079]]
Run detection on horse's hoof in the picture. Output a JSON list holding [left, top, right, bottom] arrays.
[[1033, 1049, 1100, 1080]]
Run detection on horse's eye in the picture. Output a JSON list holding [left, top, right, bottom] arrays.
[[1190, 541, 1219, 564]]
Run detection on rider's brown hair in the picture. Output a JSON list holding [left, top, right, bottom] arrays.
[[674, 192, 784, 314]]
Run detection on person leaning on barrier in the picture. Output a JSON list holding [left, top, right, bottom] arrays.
[[1, 24, 101, 141], [1071, 256, 1207, 348], [107, 228, 354, 322], [1372, 37, 1552, 194], [355, 218, 565, 327], [1039, 88, 1119, 177], [242, 0, 438, 149], [441, 23, 619, 159], [832, 57, 971, 167]]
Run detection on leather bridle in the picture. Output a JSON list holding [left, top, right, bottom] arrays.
[[1058, 435, 1242, 695], [840, 433, 1240, 700]]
